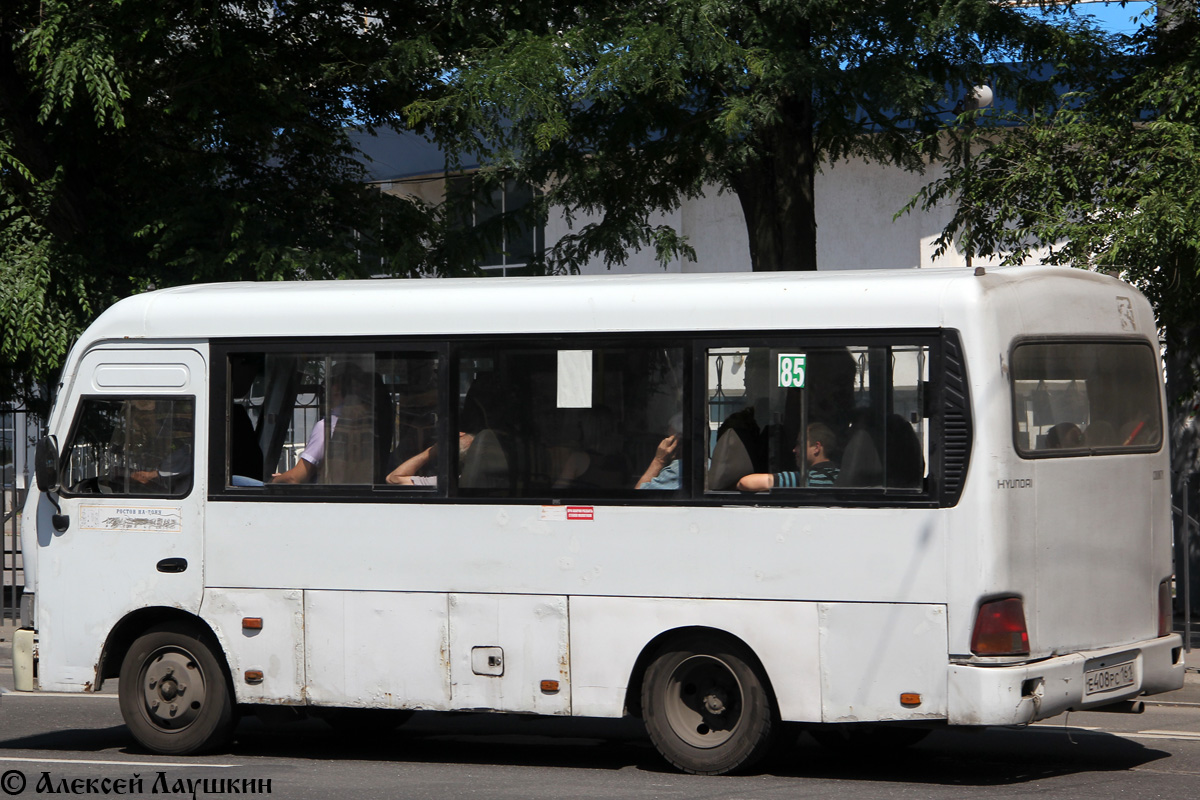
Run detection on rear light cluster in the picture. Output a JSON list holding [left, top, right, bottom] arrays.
[[971, 597, 1030, 656]]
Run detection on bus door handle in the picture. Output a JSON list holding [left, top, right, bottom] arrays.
[[156, 558, 188, 574]]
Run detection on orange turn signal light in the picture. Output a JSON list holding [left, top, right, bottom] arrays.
[[540, 680, 560, 694], [900, 693, 922, 707], [242, 617, 263, 630], [244, 670, 264, 685]]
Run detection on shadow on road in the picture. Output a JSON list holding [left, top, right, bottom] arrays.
[[0, 711, 1172, 785]]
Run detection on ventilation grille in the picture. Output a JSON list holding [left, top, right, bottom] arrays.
[[941, 334, 973, 504]]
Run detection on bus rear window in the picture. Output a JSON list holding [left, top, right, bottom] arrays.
[[1012, 341, 1162, 456]]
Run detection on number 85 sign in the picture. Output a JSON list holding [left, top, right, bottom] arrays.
[[778, 354, 807, 388]]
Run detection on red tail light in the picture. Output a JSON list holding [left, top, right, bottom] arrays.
[[1159, 580, 1173, 638], [971, 597, 1030, 656]]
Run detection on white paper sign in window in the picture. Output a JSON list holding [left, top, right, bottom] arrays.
[[557, 350, 593, 408]]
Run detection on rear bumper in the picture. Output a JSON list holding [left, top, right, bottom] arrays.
[[947, 634, 1184, 726]]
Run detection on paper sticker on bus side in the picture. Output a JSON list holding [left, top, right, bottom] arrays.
[[541, 506, 595, 521], [79, 505, 183, 532]]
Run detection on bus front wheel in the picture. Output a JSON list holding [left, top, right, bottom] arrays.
[[118, 624, 236, 755], [641, 635, 778, 775]]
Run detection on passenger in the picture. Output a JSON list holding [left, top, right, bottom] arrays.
[[1044, 422, 1083, 449], [636, 414, 683, 490], [736, 422, 840, 491], [271, 363, 371, 484], [121, 398, 193, 492], [385, 431, 475, 486]]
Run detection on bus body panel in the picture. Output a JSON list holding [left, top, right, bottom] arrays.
[[568, 596, 825, 721], [945, 277, 1168, 661], [302, 589, 452, 710], [203, 503, 948, 603], [201, 588, 305, 705]]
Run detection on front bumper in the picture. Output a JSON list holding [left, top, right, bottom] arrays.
[[947, 634, 1184, 726], [13, 628, 37, 692]]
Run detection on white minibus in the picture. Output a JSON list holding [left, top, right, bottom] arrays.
[[17, 266, 1184, 774]]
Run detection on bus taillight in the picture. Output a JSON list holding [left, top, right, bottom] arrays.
[[971, 597, 1030, 656]]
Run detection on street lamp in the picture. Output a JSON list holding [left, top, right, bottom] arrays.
[[953, 83, 994, 268]]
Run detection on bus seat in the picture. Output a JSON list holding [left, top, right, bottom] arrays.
[[836, 426, 883, 488], [706, 428, 754, 491], [325, 402, 375, 484], [836, 414, 924, 489], [460, 429, 511, 489], [885, 414, 925, 488], [1085, 420, 1116, 447]]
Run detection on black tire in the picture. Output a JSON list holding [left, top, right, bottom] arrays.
[[118, 623, 236, 755], [809, 723, 930, 752], [640, 634, 778, 775]]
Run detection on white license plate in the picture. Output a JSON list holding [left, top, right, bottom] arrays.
[[1084, 661, 1136, 695]]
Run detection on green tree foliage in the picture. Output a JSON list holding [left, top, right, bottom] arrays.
[[407, 0, 1102, 274], [0, 1, 457, 400], [910, 5, 1200, 410], [909, 3, 1200, 481]]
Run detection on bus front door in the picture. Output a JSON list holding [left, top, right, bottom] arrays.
[[36, 348, 207, 692]]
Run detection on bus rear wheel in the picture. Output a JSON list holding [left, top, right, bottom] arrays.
[[118, 623, 236, 755], [641, 635, 777, 775]]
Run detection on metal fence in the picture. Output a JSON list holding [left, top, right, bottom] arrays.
[[2, 405, 38, 623], [1176, 473, 1199, 653]]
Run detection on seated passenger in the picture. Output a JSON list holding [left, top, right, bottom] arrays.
[[272, 363, 372, 484], [120, 398, 194, 493], [736, 423, 839, 491], [386, 431, 475, 486], [637, 414, 683, 490], [1045, 422, 1083, 449]]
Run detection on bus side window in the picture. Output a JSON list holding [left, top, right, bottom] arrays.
[[231, 352, 425, 489], [61, 396, 195, 497], [707, 343, 929, 493], [455, 344, 684, 498]]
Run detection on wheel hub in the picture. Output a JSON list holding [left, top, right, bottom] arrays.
[[703, 689, 728, 715], [663, 655, 744, 749], [141, 649, 205, 729]]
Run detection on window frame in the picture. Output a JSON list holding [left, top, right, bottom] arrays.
[[1009, 335, 1164, 460], [449, 334, 692, 502], [208, 338, 450, 501], [59, 393, 198, 500], [693, 330, 945, 508], [207, 329, 963, 509]]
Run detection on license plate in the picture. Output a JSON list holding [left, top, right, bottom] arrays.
[[1084, 661, 1136, 695]]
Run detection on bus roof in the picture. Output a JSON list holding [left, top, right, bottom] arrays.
[[77, 266, 1142, 343]]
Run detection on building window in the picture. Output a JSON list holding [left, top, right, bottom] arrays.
[[448, 177, 544, 276]]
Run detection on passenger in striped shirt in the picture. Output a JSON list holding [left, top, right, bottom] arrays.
[[736, 422, 840, 491]]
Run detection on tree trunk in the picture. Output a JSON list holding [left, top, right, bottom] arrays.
[[729, 93, 818, 272]]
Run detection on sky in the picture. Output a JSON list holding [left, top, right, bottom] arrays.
[[1071, 1, 1155, 34]]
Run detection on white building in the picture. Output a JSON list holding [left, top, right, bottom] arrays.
[[352, 127, 993, 276]]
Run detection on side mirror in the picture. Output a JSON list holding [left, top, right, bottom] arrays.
[[35, 435, 60, 493]]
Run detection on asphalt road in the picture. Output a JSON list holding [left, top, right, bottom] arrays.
[[4, 634, 1200, 799]]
